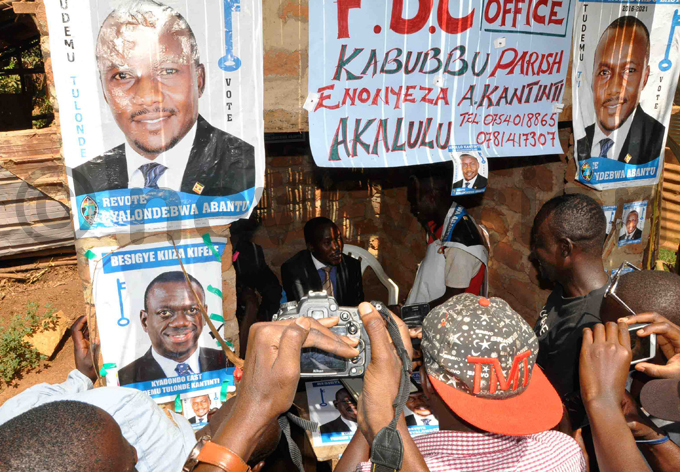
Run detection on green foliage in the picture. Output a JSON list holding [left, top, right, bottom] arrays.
[[0, 43, 53, 129], [0, 303, 58, 385], [659, 248, 677, 271]]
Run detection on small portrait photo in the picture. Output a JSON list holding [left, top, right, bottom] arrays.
[[404, 392, 439, 436], [183, 390, 222, 429], [618, 201, 647, 246], [306, 381, 357, 446], [450, 148, 488, 196]]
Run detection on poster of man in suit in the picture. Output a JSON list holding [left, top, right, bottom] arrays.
[[450, 147, 488, 196], [44, 0, 264, 237], [618, 200, 647, 246], [87, 237, 235, 405], [573, 5, 680, 190]]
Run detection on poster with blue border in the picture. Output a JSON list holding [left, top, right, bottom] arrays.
[[573, 0, 680, 190], [306, 380, 439, 447], [308, 0, 575, 168], [44, 0, 264, 237], [450, 145, 488, 196], [618, 200, 647, 246], [88, 237, 235, 415]]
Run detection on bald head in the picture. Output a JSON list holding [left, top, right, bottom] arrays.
[[602, 270, 680, 323]]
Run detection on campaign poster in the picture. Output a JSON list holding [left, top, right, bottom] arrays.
[[573, 2, 680, 190], [603, 205, 617, 234], [618, 200, 647, 246], [44, 0, 264, 237], [88, 237, 235, 405], [305, 380, 438, 447], [182, 387, 225, 430], [308, 0, 574, 168], [450, 145, 488, 196]]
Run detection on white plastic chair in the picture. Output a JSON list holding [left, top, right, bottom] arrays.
[[343, 244, 399, 305]]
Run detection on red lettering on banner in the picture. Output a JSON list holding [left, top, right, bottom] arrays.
[[337, 0, 362, 39], [484, 0, 565, 28], [437, 0, 474, 34], [390, 0, 433, 34], [468, 350, 532, 394]]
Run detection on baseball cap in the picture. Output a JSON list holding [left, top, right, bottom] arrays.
[[640, 379, 680, 422], [421, 293, 562, 436]]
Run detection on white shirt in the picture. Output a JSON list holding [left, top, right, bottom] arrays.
[[462, 175, 478, 188], [340, 416, 358, 434], [591, 109, 636, 161], [152, 347, 201, 378], [311, 253, 327, 271], [126, 122, 198, 190], [0, 370, 197, 472]]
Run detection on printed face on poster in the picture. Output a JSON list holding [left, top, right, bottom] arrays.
[[308, 0, 575, 168], [44, 0, 264, 237], [573, 1, 680, 189], [305, 381, 438, 447], [450, 146, 488, 196], [618, 200, 647, 246], [88, 237, 234, 405]]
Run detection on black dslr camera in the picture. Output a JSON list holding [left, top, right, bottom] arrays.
[[273, 291, 370, 377]]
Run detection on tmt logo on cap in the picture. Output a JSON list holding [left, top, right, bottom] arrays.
[[420, 293, 562, 436]]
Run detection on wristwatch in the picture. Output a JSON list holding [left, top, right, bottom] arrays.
[[183, 436, 251, 472]]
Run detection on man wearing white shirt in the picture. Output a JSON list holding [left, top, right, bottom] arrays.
[[576, 16, 665, 166], [451, 154, 487, 190], [72, 0, 254, 198], [319, 388, 358, 435], [118, 271, 227, 386], [619, 210, 643, 242], [188, 394, 212, 425]]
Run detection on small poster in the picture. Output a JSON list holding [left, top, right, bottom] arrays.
[[306, 380, 438, 447], [618, 200, 647, 246], [450, 146, 488, 196], [603, 205, 617, 235], [44, 0, 264, 237], [88, 237, 235, 404], [573, 1, 680, 190], [182, 388, 222, 430]]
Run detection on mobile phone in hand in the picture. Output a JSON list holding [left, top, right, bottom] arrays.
[[401, 303, 430, 350], [629, 323, 657, 365]]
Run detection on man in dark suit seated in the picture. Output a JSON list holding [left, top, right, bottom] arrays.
[[619, 210, 643, 242], [576, 16, 665, 167], [451, 154, 487, 190], [118, 271, 227, 386], [319, 388, 358, 435], [72, 0, 254, 197], [281, 217, 364, 306]]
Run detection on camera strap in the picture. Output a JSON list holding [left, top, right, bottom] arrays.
[[369, 302, 413, 472]]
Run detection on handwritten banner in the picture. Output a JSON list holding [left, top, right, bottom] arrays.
[[308, 0, 575, 168]]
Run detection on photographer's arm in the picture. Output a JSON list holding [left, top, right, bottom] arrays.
[[356, 303, 430, 472], [580, 323, 648, 472]]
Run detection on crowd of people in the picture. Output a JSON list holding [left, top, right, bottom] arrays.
[[2, 181, 680, 472]]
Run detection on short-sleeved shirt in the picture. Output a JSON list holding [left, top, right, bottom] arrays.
[[444, 247, 483, 289], [355, 430, 586, 472], [534, 282, 608, 427], [0, 370, 197, 472]]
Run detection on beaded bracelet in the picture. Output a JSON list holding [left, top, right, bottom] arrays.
[[635, 434, 670, 445]]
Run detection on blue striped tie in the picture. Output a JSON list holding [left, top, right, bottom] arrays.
[[598, 138, 614, 159], [175, 363, 193, 376], [139, 162, 167, 189]]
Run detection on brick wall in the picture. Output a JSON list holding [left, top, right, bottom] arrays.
[[251, 130, 659, 324]]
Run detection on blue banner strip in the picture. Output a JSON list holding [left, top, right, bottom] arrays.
[[102, 242, 226, 273], [125, 368, 234, 399]]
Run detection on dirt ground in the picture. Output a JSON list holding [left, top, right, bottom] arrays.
[[0, 265, 84, 405]]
